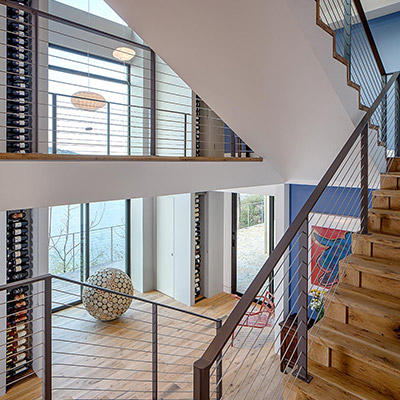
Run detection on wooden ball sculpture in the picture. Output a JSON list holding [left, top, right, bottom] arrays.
[[82, 268, 134, 321]]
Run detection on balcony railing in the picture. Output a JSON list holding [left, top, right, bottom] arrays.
[[0, 0, 260, 161]]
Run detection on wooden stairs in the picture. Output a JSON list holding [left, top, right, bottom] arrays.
[[287, 159, 400, 400]]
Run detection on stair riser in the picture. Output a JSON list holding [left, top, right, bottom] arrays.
[[352, 236, 400, 262], [310, 341, 400, 400], [339, 265, 400, 299], [380, 174, 400, 190], [388, 158, 400, 173], [368, 214, 400, 236], [372, 194, 400, 211], [325, 300, 400, 340]]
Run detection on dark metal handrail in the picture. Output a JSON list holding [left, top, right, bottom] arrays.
[[353, 0, 386, 76], [193, 71, 400, 398]]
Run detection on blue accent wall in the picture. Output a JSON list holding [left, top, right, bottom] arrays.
[[288, 184, 370, 315], [370, 11, 400, 74]]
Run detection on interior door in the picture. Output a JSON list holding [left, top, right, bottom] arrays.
[[156, 196, 175, 297]]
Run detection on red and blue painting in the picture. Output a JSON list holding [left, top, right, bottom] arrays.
[[311, 226, 352, 289]]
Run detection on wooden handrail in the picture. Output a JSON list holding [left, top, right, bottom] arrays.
[[193, 71, 400, 390], [353, 0, 386, 76]]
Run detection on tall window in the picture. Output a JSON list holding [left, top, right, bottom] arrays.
[[48, 46, 130, 155], [49, 200, 129, 309]]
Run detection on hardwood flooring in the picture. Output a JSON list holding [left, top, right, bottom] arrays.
[[0, 291, 281, 400]]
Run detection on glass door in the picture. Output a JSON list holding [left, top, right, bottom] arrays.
[[232, 194, 275, 295]]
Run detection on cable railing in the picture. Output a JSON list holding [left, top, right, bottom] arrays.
[[0, 0, 258, 160], [193, 68, 400, 398], [317, 0, 386, 109], [0, 273, 222, 400]]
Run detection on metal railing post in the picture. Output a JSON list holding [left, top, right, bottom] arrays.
[[43, 276, 52, 399], [152, 304, 158, 400], [184, 113, 188, 157], [360, 124, 369, 234], [107, 102, 111, 156], [395, 74, 400, 157], [52, 94, 57, 154], [381, 75, 388, 145], [295, 218, 312, 383], [194, 360, 210, 400], [216, 319, 223, 400], [150, 50, 156, 156]]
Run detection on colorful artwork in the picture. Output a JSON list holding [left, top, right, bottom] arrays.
[[311, 226, 352, 289]]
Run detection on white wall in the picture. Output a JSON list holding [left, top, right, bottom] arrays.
[[0, 160, 282, 211], [106, 0, 360, 184]]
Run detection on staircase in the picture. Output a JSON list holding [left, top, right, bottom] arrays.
[[289, 159, 400, 399]]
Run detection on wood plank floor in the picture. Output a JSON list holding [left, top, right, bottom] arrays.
[[1, 291, 281, 399]]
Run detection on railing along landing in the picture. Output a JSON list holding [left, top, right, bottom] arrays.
[[192, 70, 400, 399], [0, 273, 222, 400], [0, 0, 259, 161]]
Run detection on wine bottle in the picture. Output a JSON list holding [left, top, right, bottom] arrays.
[[7, 300, 29, 314], [7, 351, 27, 365], [7, 264, 30, 275], [8, 242, 29, 252], [8, 271, 29, 282], [6, 333, 28, 346], [8, 22, 29, 32], [8, 285, 29, 296], [8, 234, 28, 244], [7, 312, 28, 324], [7, 227, 28, 236], [8, 250, 29, 259], [7, 103, 29, 113], [7, 89, 30, 98], [6, 364, 31, 379], [6, 345, 27, 358], [9, 211, 26, 220]]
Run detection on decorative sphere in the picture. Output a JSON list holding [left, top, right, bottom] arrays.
[[82, 268, 134, 321]]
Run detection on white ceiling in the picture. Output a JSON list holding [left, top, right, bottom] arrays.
[[362, 0, 400, 18], [106, 0, 363, 184]]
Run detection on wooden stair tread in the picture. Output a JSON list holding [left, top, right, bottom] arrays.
[[321, 318, 400, 355], [357, 232, 400, 245], [369, 208, 400, 218], [340, 254, 400, 282], [288, 370, 361, 400], [332, 283, 400, 318], [314, 320, 400, 377], [372, 189, 400, 198], [308, 359, 389, 400], [382, 172, 400, 177]]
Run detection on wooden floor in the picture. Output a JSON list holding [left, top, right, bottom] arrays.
[[1, 291, 281, 400]]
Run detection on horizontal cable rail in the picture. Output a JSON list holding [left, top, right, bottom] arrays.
[[317, 0, 386, 109], [0, 273, 222, 399], [0, 0, 258, 160], [193, 71, 400, 399]]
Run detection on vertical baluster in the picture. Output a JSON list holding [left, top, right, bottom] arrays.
[[152, 304, 158, 400], [360, 124, 369, 234], [43, 276, 52, 399], [295, 218, 312, 383], [395, 74, 400, 157], [216, 319, 223, 400]]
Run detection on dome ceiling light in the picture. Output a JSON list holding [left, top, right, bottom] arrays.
[[71, 91, 106, 111], [113, 47, 136, 61]]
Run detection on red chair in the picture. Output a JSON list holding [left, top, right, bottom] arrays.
[[231, 291, 275, 346]]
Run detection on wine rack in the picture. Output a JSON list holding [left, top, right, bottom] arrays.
[[195, 95, 201, 157], [5, 0, 34, 387], [194, 193, 204, 302]]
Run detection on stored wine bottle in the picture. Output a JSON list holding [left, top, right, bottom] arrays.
[[8, 220, 29, 229], [7, 312, 28, 324], [7, 265, 30, 275], [7, 300, 29, 314], [7, 270, 29, 282], [6, 364, 31, 379], [8, 74, 30, 85], [7, 50, 30, 62], [6, 334, 28, 347], [7, 227, 28, 236], [7, 103, 29, 113], [8, 234, 28, 244], [8, 242, 28, 252], [6, 345, 27, 358], [8, 285, 29, 296], [7, 351, 27, 366], [8, 211, 26, 220], [8, 249, 29, 259], [7, 22, 29, 32], [7, 89, 30, 98]]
